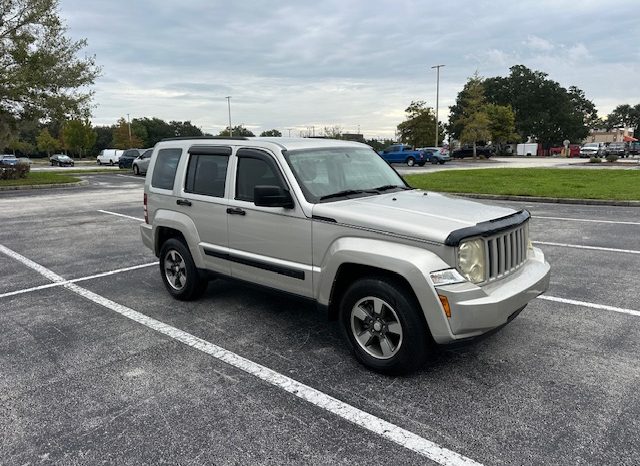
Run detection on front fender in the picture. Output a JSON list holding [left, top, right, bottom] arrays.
[[316, 237, 456, 343]]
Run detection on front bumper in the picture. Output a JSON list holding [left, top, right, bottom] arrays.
[[435, 247, 550, 341]]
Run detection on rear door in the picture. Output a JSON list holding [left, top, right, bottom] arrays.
[[225, 147, 313, 297], [178, 145, 232, 275]]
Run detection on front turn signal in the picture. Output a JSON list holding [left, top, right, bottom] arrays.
[[438, 295, 451, 318]]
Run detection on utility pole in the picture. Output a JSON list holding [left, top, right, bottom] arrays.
[[287, 128, 292, 137], [431, 64, 445, 147], [225, 96, 232, 137]]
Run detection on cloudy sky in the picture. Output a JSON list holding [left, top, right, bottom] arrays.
[[60, 0, 640, 138]]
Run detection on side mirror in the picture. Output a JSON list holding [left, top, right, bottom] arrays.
[[254, 185, 294, 209]]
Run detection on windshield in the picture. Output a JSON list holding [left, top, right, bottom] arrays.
[[283, 147, 408, 203], [3, 155, 17, 159]]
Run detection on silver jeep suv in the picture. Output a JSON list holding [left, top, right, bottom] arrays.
[[141, 137, 550, 374]]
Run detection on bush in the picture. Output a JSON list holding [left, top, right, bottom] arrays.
[[0, 164, 30, 180], [605, 154, 619, 163], [589, 157, 602, 163]]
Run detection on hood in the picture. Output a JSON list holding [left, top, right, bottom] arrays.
[[312, 190, 517, 244]]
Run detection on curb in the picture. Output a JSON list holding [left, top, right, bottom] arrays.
[[451, 192, 640, 207], [0, 180, 88, 192]]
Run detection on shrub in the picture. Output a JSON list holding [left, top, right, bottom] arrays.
[[0, 164, 30, 180], [605, 153, 619, 163], [589, 157, 602, 163]]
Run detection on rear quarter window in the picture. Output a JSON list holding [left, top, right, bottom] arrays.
[[151, 148, 182, 190]]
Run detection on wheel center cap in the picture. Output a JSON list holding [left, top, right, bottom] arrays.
[[373, 321, 382, 332]]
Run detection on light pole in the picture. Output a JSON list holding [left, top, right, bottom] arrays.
[[431, 64, 445, 147], [287, 128, 292, 137], [225, 96, 232, 137]]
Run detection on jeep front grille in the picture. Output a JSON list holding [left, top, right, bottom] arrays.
[[485, 222, 529, 281]]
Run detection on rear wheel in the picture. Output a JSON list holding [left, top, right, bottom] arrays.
[[339, 276, 431, 374], [439, 160, 445, 165], [109, 159, 114, 166], [406, 157, 415, 167], [159, 238, 208, 301], [431, 158, 438, 164]]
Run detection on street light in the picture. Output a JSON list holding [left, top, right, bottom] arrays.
[[225, 96, 232, 137], [431, 64, 445, 147]]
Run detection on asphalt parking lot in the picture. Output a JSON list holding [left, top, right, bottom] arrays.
[[1, 173, 638, 465]]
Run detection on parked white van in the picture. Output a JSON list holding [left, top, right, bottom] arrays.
[[97, 149, 124, 165]]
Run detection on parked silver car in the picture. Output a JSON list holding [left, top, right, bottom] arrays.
[[132, 149, 153, 175], [141, 137, 550, 374]]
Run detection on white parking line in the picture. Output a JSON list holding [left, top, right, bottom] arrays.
[[539, 296, 640, 318], [98, 209, 143, 221], [533, 241, 640, 255], [533, 216, 640, 226], [0, 243, 481, 466], [0, 261, 157, 299]]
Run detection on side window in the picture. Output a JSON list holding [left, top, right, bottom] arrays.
[[151, 148, 182, 190], [184, 154, 229, 197], [235, 151, 285, 202]]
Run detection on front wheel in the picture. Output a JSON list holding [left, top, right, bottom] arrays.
[[133, 165, 139, 175], [406, 157, 415, 167], [439, 160, 445, 165], [339, 276, 431, 374], [159, 238, 208, 301]]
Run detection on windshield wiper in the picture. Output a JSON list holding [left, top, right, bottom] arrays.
[[319, 189, 378, 201], [372, 184, 412, 192]]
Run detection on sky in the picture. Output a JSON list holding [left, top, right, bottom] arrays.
[[60, 0, 640, 139]]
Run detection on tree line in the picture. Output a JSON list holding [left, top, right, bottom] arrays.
[[397, 65, 640, 155]]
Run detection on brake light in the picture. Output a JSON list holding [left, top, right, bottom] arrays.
[[143, 192, 148, 224]]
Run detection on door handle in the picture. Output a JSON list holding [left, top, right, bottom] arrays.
[[176, 199, 192, 206], [226, 207, 246, 216]]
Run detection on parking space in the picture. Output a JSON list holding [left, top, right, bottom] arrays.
[[1, 173, 639, 465]]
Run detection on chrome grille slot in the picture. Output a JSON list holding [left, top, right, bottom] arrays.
[[485, 221, 528, 282]]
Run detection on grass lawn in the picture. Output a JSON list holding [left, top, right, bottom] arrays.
[[0, 172, 81, 187], [405, 168, 640, 201]]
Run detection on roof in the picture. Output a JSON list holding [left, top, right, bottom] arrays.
[[157, 136, 368, 152]]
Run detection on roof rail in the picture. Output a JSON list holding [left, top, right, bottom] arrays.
[[160, 136, 250, 142]]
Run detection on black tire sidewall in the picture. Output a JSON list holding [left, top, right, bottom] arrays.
[[159, 238, 207, 301], [339, 277, 430, 375]]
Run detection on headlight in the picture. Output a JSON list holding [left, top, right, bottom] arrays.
[[430, 268, 466, 286], [458, 238, 485, 283]]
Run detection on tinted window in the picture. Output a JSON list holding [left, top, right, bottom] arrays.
[[235, 154, 284, 202], [185, 154, 229, 197], [151, 148, 182, 190], [141, 150, 152, 159]]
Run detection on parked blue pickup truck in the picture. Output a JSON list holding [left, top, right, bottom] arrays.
[[379, 144, 427, 166]]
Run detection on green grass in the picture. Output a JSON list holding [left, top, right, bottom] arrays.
[[405, 168, 640, 201], [0, 172, 81, 187]]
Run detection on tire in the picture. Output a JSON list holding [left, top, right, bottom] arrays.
[[339, 276, 431, 375], [439, 160, 445, 165], [109, 159, 114, 166], [97, 159, 101, 165], [417, 162, 425, 167], [431, 158, 438, 164], [133, 164, 139, 175], [406, 157, 415, 167], [159, 238, 208, 301]]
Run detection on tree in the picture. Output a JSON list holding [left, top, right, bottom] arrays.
[[0, 0, 100, 148], [133, 117, 173, 146], [396, 101, 444, 148], [62, 119, 96, 157], [112, 117, 143, 149], [170, 120, 204, 138], [451, 76, 491, 159], [365, 138, 395, 152], [219, 125, 255, 137], [485, 104, 519, 151], [36, 128, 61, 155], [94, 125, 114, 153], [483, 65, 596, 145], [6, 137, 34, 155], [322, 126, 343, 139], [606, 104, 640, 135], [260, 129, 282, 137]]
